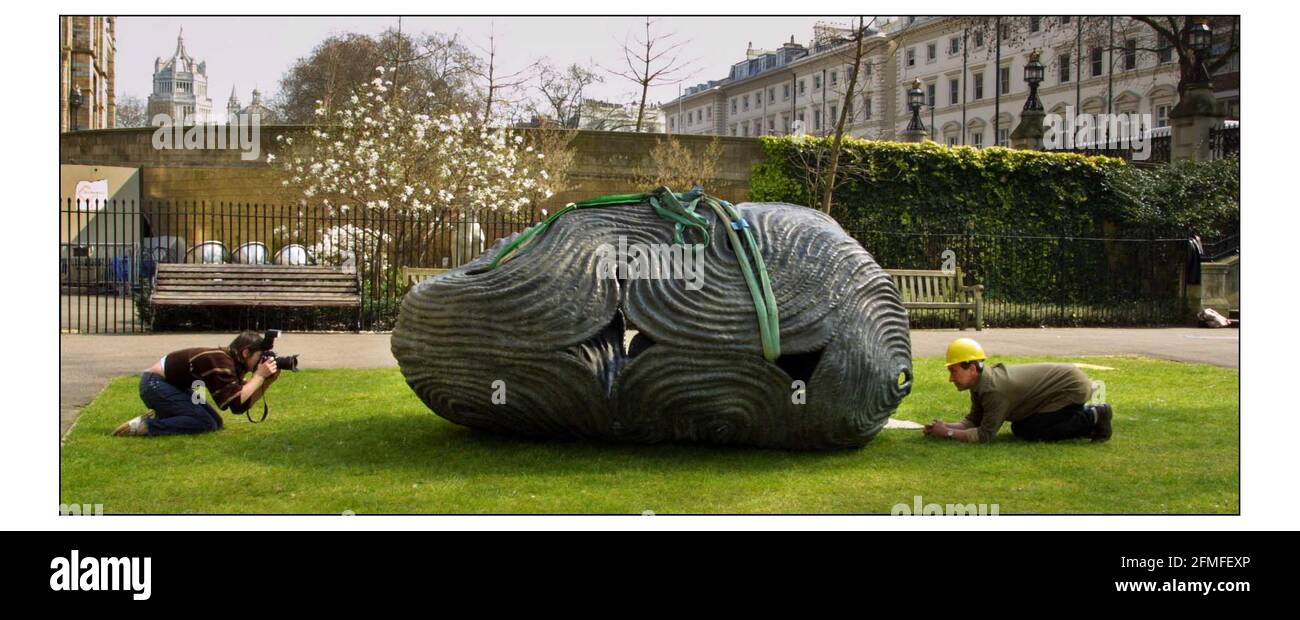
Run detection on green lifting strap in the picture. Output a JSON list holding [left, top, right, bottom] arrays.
[[485, 187, 781, 361]]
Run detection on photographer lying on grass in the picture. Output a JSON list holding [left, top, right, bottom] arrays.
[[113, 331, 280, 437]]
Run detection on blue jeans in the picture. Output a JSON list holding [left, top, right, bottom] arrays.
[[138, 372, 223, 435]]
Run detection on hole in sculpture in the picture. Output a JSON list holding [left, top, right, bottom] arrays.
[[774, 347, 825, 384]]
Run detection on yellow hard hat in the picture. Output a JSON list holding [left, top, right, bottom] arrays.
[[945, 338, 986, 367]]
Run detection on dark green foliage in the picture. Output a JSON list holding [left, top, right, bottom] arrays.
[[750, 137, 1239, 326]]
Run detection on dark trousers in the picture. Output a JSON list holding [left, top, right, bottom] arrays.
[[138, 371, 223, 436], [1011, 403, 1095, 442]]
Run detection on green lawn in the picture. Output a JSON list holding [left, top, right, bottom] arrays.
[[60, 355, 1238, 514]]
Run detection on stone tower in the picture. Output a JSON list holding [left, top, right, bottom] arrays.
[[146, 27, 213, 123]]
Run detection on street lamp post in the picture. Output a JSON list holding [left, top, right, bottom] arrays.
[[1169, 19, 1221, 162], [902, 78, 927, 143], [1010, 50, 1047, 149], [68, 86, 83, 132], [1186, 20, 1213, 86]]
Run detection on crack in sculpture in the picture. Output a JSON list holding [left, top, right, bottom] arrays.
[[391, 199, 913, 450]]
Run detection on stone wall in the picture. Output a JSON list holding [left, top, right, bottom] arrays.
[[60, 126, 766, 210]]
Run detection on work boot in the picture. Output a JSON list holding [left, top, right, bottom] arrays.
[[1090, 404, 1113, 443], [112, 411, 155, 437]]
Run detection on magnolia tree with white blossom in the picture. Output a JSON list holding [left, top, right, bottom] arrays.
[[273, 66, 559, 214], [269, 66, 573, 279]]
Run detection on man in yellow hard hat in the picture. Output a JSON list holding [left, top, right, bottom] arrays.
[[923, 338, 1113, 443]]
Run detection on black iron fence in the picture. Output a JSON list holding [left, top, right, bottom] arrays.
[[1058, 134, 1171, 165], [1210, 125, 1240, 160], [849, 229, 1190, 328], [60, 199, 538, 333], [61, 200, 1194, 333]]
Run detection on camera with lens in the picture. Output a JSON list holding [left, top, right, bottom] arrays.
[[259, 329, 300, 372]]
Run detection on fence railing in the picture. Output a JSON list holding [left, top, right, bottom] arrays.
[[1210, 125, 1240, 160], [1057, 134, 1170, 165], [61, 200, 1195, 333], [60, 199, 539, 333], [848, 229, 1190, 328]]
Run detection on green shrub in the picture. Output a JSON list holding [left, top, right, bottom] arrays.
[[1115, 155, 1239, 239], [751, 136, 1135, 237]]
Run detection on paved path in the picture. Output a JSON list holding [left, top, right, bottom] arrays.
[[60, 328, 1237, 437]]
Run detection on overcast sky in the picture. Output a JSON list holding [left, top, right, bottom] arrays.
[[115, 16, 857, 117]]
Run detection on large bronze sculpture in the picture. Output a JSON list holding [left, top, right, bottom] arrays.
[[391, 189, 912, 450]]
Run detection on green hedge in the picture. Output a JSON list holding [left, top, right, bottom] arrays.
[[749, 137, 1238, 326], [753, 136, 1134, 236]]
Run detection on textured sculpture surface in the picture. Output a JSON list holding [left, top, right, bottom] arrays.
[[392, 200, 912, 450]]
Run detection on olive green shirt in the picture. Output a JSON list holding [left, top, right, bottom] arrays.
[[963, 363, 1093, 443]]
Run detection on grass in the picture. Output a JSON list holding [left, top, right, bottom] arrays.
[[60, 355, 1238, 514]]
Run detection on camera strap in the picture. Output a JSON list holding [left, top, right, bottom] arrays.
[[246, 399, 269, 424]]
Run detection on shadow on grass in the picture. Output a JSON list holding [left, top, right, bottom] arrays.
[[210, 412, 870, 477]]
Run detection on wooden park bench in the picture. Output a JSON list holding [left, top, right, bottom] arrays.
[[151, 263, 362, 326], [400, 267, 450, 287], [883, 267, 984, 330]]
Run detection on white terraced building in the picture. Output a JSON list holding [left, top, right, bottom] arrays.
[[661, 16, 1239, 147]]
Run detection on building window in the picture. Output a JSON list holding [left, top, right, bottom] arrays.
[[768, 117, 776, 132], [730, 124, 737, 136], [768, 87, 775, 102], [813, 109, 822, 131], [973, 72, 984, 100], [1030, 16, 1042, 32], [927, 42, 937, 62], [999, 23, 1010, 40], [755, 91, 762, 106], [798, 79, 806, 96], [731, 99, 737, 114], [974, 30, 984, 48], [949, 36, 960, 55], [781, 113, 790, 132], [906, 48, 916, 67], [1058, 52, 1071, 82], [1124, 39, 1137, 70], [948, 136, 959, 146], [830, 104, 838, 124], [1155, 103, 1171, 128], [865, 63, 873, 78], [997, 127, 1010, 147], [669, 117, 676, 131], [1157, 34, 1173, 64], [926, 83, 936, 107], [971, 130, 983, 147], [813, 74, 822, 90], [999, 66, 1011, 95], [783, 83, 790, 100], [863, 95, 873, 120], [1061, 16, 1072, 25], [1091, 47, 1103, 77], [949, 78, 960, 105], [743, 94, 750, 111], [754, 120, 762, 135], [830, 71, 838, 87]]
